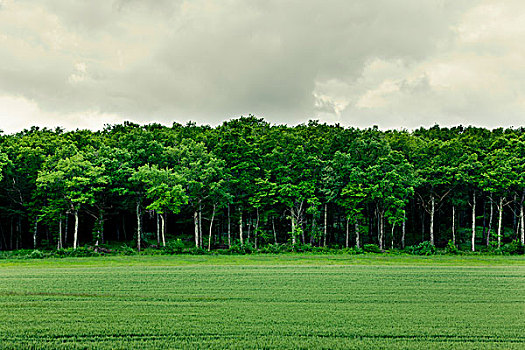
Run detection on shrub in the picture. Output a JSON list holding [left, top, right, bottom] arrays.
[[163, 239, 185, 255], [27, 250, 44, 259], [363, 244, 381, 253], [119, 244, 136, 256], [259, 244, 283, 254], [501, 240, 524, 255], [445, 240, 460, 255], [406, 241, 436, 256], [342, 247, 363, 255], [188, 246, 208, 255], [292, 243, 314, 253]]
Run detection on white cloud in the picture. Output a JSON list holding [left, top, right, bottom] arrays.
[[0, 0, 524, 132]]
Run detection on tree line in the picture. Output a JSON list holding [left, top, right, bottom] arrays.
[[1, 116, 524, 252]]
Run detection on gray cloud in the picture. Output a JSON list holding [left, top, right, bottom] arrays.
[[0, 0, 524, 132]]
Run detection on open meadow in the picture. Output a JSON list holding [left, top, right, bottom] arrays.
[[0, 255, 524, 349]]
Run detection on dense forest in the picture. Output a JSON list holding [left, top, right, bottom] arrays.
[[0, 116, 524, 253]]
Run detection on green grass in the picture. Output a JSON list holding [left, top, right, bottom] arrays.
[[0, 255, 524, 349]]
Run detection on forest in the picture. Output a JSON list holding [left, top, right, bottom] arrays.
[[0, 116, 524, 254]]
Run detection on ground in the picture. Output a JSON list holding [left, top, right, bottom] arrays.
[[0, 254, 524, 349]]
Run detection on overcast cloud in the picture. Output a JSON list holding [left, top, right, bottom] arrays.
[[0, 0, 524, 133]]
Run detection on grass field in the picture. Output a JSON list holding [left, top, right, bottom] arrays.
[[0, 255, 524, 349]]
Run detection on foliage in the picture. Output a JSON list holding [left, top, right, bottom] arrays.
[[162, 239, 186, 254], [2, 120, 525, 254], [500, 240, 525, 255], [362, 244, 381, 253], [405, 241, 437, 256], [445, 240, 460, 255]]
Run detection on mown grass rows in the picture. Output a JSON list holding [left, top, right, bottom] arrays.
[[0, 259, 524, 349]]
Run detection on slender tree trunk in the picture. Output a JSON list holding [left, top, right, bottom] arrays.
[[497, 197, 503, 248], [345, 217, 349, 248], [194, 210, 199, 247], [73, 210, 79, 250], [247, 215, 251, 243], [208, 204, 216, 251], [64, 214, 69, 246], [401, 217, 406, 249], [198, 200, 203, 248], [430, 194, 435, 245], [239, 208, 244, 245], [323, 204, 327, 247], [514, 194, 518, 235], [471, 192, 476, 252], [291, 209, 296, 245], [227, 205, 231, 248], [160, 213, 166, 247], [521, 195, 525, 245], [379, 211, 384, 251], [487, 197, 493, 246], [452, 206, 456, 246], [482, 198, 488, 243], [301, 215, 305, 245], [272, 217, 277, 244], [100, 211, 105, 244], [32, 219, 37, 249], [136, 201, 141, 252], [355, 219, 360, 249], [156, 212, 160, 245], [58, 218, 63, 250], [254, 208, 259, 250]]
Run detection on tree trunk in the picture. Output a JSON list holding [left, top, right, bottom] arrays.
[[156, 212, 160, 245], [497, 196, 503, 248], [521, 191, 525, 245], [57, 218, 63, 250], [452, 205, 456, 246], [64, 214, 69, 246], [487, 197, 493, 246], [208, 204, 216, 251], [160, 213, 166, 247], [136, 201, 141, 252], [239, 208, 244, 245], [33, 219, 37, 249], [323, 204, 327, 247], [100, 211, 105, 244], [247, 215, 251, 243], [272, 217, 277, 244], [345, 217, 349, 248], [291, 209, 296, 245], [402, 209, 406, 249], [73, 210, 79, 250], [227, 205, 231, 248], [430, 194, 435, 245], [379, 211, 384, 251], [254, 208, 259, 250], [355, 219, 360, 249], [198, 200, 203, 248], [471, 192, 476, 252], [194, 210, 199, 247]]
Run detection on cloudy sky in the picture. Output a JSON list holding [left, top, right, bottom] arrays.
[[0, 0, 524, 133]]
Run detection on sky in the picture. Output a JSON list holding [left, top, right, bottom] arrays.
[[0, 0, 524, 133]]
